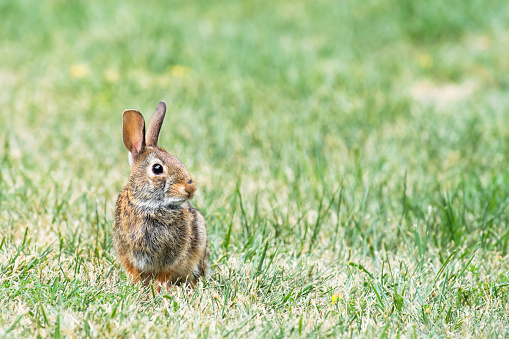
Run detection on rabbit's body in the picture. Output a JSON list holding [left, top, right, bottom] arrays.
[[114, 102, 208, 288], [114, 188, 208, 284]]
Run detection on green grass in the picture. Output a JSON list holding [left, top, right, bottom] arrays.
[[1, 0, 509, 337]]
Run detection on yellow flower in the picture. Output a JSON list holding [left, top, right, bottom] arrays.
[[418, 54, 433, 68], [170, 65, 190, 78], [331, 293, 342, 303], [70, 63, 90, 78], [104, 69, 119, 83]]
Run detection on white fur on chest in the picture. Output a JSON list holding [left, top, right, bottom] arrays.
[[131, 251, 153, 272]]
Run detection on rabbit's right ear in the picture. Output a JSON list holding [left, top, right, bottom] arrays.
[[146, 101, 167, 147], [122, 109, 146, 162]]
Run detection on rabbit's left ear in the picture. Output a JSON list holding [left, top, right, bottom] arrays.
[[122, 109, 146, 155], [146, 101, 167, 146]]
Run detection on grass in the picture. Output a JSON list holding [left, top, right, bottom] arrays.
[[1, 0, 509, 337]]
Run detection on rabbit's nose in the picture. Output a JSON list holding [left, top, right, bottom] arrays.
[[185, 183, 197, 198]]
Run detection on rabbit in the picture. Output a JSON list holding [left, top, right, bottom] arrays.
[[114, 100, 209, 290]]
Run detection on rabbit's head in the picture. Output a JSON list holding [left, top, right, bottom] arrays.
[[122, 101, 196, 208]]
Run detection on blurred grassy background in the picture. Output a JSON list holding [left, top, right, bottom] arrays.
[[1, 0, 509, 337]]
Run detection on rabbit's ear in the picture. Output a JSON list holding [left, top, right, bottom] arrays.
[[146, 101, 167, 146], [122, 109, 146, 155]]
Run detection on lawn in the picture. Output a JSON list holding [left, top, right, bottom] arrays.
[[1, 0, 509, 337]]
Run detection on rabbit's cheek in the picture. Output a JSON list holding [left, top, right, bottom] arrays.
[[151, 176, 167, 191]]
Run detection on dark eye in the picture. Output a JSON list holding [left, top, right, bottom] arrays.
[[187, 179, 193, 184], [152, 164, 163, 175]]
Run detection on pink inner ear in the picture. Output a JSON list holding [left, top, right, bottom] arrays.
[[133, 137, 142, 153]]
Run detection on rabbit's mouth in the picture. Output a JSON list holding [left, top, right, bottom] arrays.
[[165, 184, 195, 203]]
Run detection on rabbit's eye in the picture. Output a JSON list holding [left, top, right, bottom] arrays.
[[152, 164, 163, 175]]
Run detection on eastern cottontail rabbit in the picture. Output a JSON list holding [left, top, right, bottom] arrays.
[[114, 101, 208, 289]]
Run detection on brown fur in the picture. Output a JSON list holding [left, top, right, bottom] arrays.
[[114, 102, 209, 291]]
